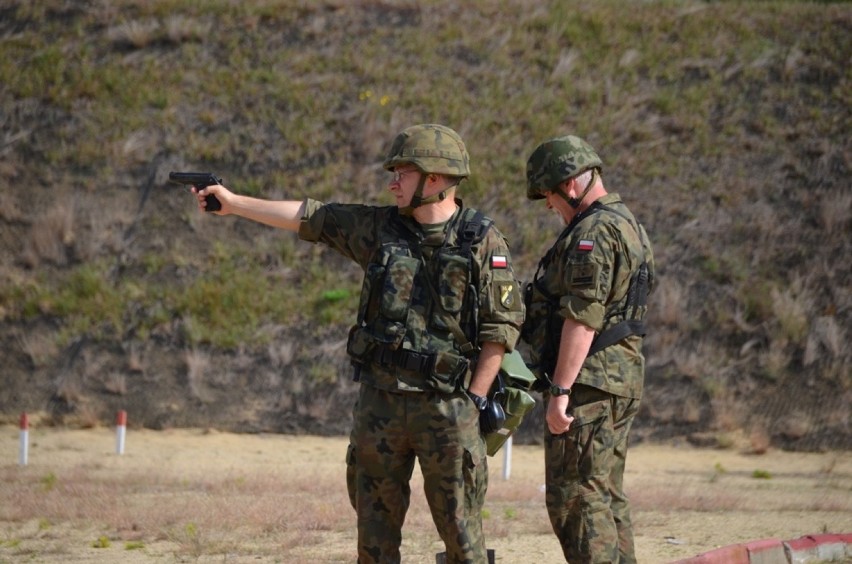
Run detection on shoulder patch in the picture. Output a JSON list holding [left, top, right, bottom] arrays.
[[570, 263, 599, 287], [491, 255, 508, 268], [577, 239, 594, 252], [499, 283, 515, 307]]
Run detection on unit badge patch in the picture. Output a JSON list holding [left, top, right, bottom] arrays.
[[570, 263, 598, 287], [500, 284, 515, 307]]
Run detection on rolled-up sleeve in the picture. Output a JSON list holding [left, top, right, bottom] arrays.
[[559, 295, 606, 331], [297, 198, 326, 243]]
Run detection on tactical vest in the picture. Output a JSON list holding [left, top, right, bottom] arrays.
[[346, 207, 493, 393], [522, 201, 654, 386]]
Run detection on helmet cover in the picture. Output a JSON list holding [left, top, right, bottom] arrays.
[[525, 135, 602, 200], [383, 124, 470, 178]]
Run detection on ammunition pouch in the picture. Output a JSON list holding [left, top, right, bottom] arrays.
[[346, 326, 374, 364], [346, 323, 406, 364], [367, 343, 470, 394], [428, 350, 471, 393]]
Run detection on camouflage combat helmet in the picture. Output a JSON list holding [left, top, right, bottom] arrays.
[[383, 124, 470, 178], [525, 135, 602, 200]]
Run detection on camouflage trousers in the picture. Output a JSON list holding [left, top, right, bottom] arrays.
[[544, 384, 640, 564], [346, 384, 489, 564]]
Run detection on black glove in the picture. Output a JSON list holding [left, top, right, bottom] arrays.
[[468, 391, 506, 435]]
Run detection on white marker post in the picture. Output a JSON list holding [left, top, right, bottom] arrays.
[[502, 436, 512, 480], [19, 412, 29, 466], [115, 410, 127, 455]]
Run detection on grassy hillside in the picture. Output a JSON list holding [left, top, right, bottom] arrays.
[[1, 0, 849, 451]]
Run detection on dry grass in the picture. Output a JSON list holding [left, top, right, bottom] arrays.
[[22, 205, 74, 268], [1, 429, 850, 563], [16, 330, 58, 370]]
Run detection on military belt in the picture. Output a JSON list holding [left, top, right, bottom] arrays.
[[372, 346, 434, 373]]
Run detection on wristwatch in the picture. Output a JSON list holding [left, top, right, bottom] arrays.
[[549, 384, 572, 397], [467, 391, 488, 411]]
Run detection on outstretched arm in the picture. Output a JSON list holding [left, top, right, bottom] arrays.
[[193, 184, 305, 233]]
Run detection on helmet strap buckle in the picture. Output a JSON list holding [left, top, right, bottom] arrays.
[[566, 168, 597, 209]]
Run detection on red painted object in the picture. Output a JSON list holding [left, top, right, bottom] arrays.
[[744, 538, 785, 564], [784, 533, 851, 563]]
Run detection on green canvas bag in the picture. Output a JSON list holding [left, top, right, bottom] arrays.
[[485, 349, 537, 456]]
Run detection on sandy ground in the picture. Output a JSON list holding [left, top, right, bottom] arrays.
[[1, 424, 850, 563]]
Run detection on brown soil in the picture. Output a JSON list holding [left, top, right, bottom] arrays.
[[1, 425, 850, 563]]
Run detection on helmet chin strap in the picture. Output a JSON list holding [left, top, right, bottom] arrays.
[[399, 174, 456, 216], [557, 169, 598, 209]]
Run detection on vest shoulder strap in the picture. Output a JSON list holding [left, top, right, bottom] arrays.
[[432, 208, 494, 356], [456, 208, 492, 253]]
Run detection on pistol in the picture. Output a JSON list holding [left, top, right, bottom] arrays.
[[169, 171, 223, 212]]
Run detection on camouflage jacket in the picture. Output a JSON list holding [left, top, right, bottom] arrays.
[[299, 197, 524, 393], [522, 193, 655, 399]]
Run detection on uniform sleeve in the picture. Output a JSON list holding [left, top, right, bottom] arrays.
[[297, 198, 326, 242], [298, 199, 378, 268], [476, 228, 524, 351], [557, 224, 617, 331]]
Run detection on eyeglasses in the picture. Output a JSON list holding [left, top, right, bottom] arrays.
[[391, 167, 420, 182]]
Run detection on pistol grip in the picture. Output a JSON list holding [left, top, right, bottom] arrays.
[[204, 194, 222, 212]]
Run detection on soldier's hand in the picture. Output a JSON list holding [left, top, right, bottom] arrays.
[[546, 395, 574, 434], [192, 184, 232, 215]]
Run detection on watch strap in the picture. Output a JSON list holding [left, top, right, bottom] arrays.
[[467, 391, 488, 411]]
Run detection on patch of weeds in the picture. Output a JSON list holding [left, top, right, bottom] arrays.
[[315, 288, 356, 325], [38, 518, 51, 531], [716, 433, 735, 449], [308, 362, 338, 385], [321, 289, 350, 302], [181, 522, 203, 558], [92, 536, 111, 548], [710, 462, 727, 483], [125, 541, 145, 550], [752, 469, 772, 480], [740, 280, 776, 325], [504, 508, 517, 519], [40, 472, 58, 491]]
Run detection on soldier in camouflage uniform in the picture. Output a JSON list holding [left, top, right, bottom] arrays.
[[520, 135, 655, 563], [192, 124, 524, 564]]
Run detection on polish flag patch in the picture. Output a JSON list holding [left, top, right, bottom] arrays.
[[578, 239, 595, 252], [491, 255, 508, 268]]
